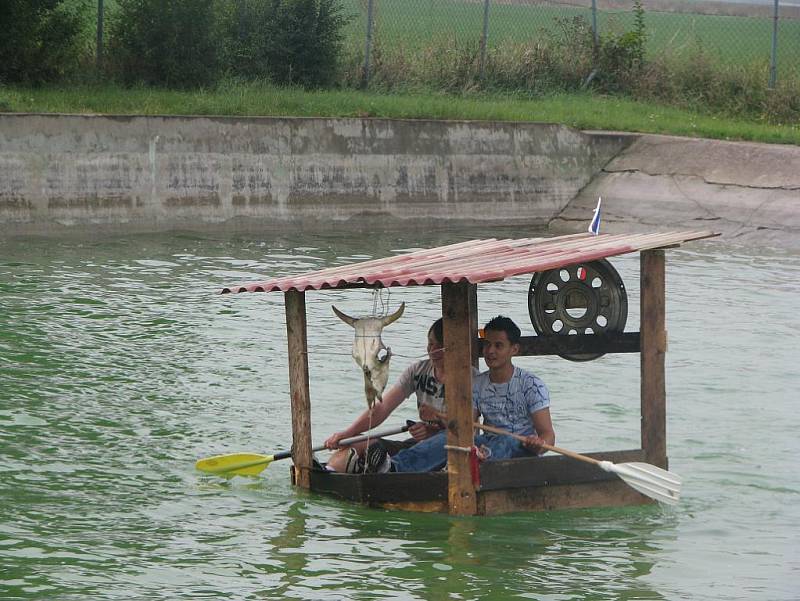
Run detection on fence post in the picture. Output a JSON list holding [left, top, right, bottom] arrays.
[[362, 0, 375, 88], [237, 0, 246, 43], [769, 0, 779, 88], [591, 0, 599, 49], [479, 0, 491, 81], [96, 0, 104, 71]]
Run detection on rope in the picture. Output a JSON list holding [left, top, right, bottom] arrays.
[[371, 288, 392, 318], [300, 348, 450, 360]]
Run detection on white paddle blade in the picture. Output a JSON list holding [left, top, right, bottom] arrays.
[[599, 461, 682, 505]]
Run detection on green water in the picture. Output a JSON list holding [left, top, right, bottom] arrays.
[[1, 228, 798, 600]]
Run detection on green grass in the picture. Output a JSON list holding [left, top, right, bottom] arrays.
[[338, 0, 799, 74], [82, 0, 800, 75], [2, 83, 797, 145]]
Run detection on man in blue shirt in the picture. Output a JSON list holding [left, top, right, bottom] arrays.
[[471, 315, 555, 460], [363, 315, 555, 473]]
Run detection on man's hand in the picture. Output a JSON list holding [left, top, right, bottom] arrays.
[[408, 421, 427, 440], [522, 435, 548, 455], [324, 432, 347, 450], [418, 404, 442, 423], [408, 420, 442, 441]]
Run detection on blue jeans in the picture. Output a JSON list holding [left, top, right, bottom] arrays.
[[391, 431, 448, 473], [474, 433, 533, 461], [390, 431, 534, 473]]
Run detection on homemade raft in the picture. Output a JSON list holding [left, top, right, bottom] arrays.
[[219, 231, 716, 516]]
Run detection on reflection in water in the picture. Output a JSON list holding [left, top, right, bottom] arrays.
[[258, 497, 673, 601]]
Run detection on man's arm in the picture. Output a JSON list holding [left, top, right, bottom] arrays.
[[323, 383, 407, 449], [522, 408, 555, 455]]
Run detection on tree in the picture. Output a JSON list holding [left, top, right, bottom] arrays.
[[0, 0, 85, 84], [109, 0, 220, 88]]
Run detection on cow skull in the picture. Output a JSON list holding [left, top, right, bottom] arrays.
[[332, 302, 405, 410]]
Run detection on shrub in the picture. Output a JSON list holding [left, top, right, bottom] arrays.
[[220, 0, 349, 88], [0, 0, 86, 84], [108, 0, 220, 88], [592, 0, 647, 92], [635, 53, 800, 124]]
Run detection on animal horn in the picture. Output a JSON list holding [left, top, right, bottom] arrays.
[[380, 302, 405, 327], [332, 305, 356, 327]]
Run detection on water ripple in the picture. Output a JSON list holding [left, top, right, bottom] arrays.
[[1, 233, 798, 600]]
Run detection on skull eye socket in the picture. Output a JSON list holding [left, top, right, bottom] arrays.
[[377, 348, 389, 362]]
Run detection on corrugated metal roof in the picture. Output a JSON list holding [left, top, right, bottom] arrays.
[[222, 231, 717, 294]]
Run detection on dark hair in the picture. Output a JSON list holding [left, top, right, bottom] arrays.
[[428, 318, 444, 345], [484, 315, 521, 344]]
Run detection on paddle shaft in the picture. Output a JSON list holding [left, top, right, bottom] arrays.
[[429, 407, 601, 467], [475, 422, 601, 466], [431, 409, 681, 505], [270, 422, 412, 462]]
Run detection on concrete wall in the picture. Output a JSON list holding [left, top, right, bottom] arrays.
[[550, 134, 800, 249], [0, 114, 630, 235]]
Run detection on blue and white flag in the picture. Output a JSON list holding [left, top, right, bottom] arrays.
[[588, 197, 602, 235]]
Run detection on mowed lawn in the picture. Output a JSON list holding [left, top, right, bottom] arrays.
[[340, 0, 799, 73]]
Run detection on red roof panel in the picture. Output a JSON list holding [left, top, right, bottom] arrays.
[[222, 231, 717, 293]]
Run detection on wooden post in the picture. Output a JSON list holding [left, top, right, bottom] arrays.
[[285, 290, 313, 489], [640, 250, 667, 468], [469, 283, 479, 369], [442, 280, 478, 515]]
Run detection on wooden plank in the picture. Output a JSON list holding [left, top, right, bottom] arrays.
[[308, 456, 661, 514], [285, 290, 313, 489], [481, 332, 641, 357], [309, 470, 364, 501], [640, 250, 667, 468], [478, 479, 654, 515], [363, 472, 447, 503], [309, 471, 447, 504], [276, 331, 639, 359], [479, 449, 647, 491], [379, 500, 449, 513], [442, 280, 478, 516]]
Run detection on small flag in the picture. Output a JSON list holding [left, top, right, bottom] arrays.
[[588, 197, 602, 235]]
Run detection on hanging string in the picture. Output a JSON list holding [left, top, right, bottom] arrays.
[[300, 347, 450, 360], [371, 287, 391, 318]]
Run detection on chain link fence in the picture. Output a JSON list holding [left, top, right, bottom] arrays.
[[337, 0, 798, 88]]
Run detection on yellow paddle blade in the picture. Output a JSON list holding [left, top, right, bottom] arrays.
[[195, 453, 275, 477]]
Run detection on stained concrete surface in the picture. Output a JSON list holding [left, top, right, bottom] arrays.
[[0, 114, 628, 235], [1, 114, 798, 250], [550, 134, 800, 250]]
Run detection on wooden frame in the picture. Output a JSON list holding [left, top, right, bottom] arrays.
[[282, 248, 670, 515]]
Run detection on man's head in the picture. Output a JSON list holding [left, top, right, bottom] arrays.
[[482, 315, 521, 371], [427, 318, 444, 364], [484, 315, 521, 344]]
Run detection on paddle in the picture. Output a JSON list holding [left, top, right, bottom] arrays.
[[195, 422, 412, 477], [428, 406, 681, 505], [475, 421, 682, 505]]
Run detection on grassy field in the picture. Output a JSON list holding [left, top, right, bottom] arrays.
[[339, 0, 799, 73], [2, 83, 797, 145], [80, 0, 799, 75]]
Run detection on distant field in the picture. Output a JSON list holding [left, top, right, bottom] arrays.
[[340, 0, 799, 73], [76, 0, 798, 77]]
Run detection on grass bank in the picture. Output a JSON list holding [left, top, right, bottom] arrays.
[[1, 83, 797, 145]]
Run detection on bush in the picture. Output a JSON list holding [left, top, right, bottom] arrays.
[[0, 0, 86, 84], [220, 0, 349, 88], [635, 53, 800, 124], [108, 0, 220, 88]]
